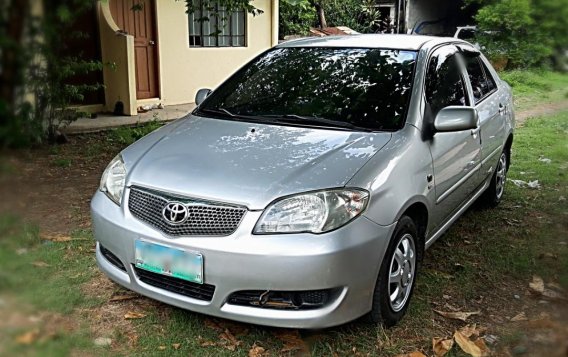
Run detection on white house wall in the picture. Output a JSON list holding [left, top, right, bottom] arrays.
[[155, 0, 276, 107]]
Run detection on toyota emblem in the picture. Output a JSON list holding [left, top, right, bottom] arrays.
[[162, 202, 189, 224]]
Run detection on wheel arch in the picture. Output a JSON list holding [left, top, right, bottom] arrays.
[[395, 200, 429, 261], [504, 133, 514, 170]]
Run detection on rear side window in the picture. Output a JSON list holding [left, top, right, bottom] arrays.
[[425, 46, 467, 116], [464, 56, 498, 104]]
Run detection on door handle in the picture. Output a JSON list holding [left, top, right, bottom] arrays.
[[149, 40, 155, 45], [498, 104, 506, 115]]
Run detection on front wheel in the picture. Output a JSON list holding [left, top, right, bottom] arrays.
[[482, 151, 508, 207], [367, 216, 420, 327]]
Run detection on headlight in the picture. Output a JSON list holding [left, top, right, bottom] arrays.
[[254, 189, 369, 234], [100, 155, 127, 205]]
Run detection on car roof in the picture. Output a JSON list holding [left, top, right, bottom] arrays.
[[276, 34, 446, 51]]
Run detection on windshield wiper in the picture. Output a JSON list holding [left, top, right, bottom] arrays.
[[198, 107, 262, 121], [263, 114, 374, 132]]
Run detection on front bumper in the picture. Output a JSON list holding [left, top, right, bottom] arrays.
[[91, 189, 395, 329]]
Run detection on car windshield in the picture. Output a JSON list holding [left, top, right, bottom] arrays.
[[196, 47, 417, 131]]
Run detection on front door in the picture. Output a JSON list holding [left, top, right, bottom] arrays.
[[110, 0, 159, 99]]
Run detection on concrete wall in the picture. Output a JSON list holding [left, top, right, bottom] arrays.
[[155, 0, 277, 106], [97, 2, 137, 115]]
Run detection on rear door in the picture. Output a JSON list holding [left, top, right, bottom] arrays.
[[461, 50, 507, 180], [426, 45, 483, 229]]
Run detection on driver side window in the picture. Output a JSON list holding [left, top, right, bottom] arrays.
[[425, 46, 467, 116]]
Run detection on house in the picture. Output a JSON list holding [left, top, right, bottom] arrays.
[[374, 0, 476, 36], [81, 0, 278, 116]]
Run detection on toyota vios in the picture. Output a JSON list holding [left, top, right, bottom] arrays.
[[92, 35, 514, 328]]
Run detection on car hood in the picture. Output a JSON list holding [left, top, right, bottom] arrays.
[[123, 115, 391, 209]]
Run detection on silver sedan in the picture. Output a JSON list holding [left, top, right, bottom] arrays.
[[92, 34, 514, 328]]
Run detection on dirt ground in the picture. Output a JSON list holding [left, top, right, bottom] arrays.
[[1, 104, 567, 356]]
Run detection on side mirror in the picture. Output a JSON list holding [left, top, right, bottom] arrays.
[[195, 88, 212, 106], [434, 106, 479, 132]]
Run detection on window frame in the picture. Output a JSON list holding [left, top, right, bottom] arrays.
[[188, 0, 247, 48], [423, 44, 470, 117], [462, 55, 498, 105]]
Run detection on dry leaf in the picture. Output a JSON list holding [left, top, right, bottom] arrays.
[[511, 312, 528, 322], [158, 345, 166, 350], [273, 330, 309, 354], [124, 311, 146, 320], [41, 233, 72, 242], [434, 310, 481, 322], [248, 344, 266, 357], [32, 261, 50, 268], [219, 328, 241, 351], [204, 318, 223, 331], [454, 331, 486, 357], [172, 343, 181, 350], [16, 330, 39, 345], [458, 324, 482, 338], [200, 340, 216, 347], [542, 288, 568, 301], [110, 294, 139, 302], [529, 276, 545, 294], [433, 337, 454, 356], [395, 352, 428, 357], [528, 276, 567, 301], [473, 338, 490, 356]]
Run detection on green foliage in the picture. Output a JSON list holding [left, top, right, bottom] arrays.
[[0, 0, 104, 147], [472, 0, 568, 69], [279, 0, 316, 37], [183, 0, 263, 17], [279, 0, 374, 37], [109, 120, 164, 146]]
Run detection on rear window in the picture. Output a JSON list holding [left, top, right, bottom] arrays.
[[198, 47, 417, 131]]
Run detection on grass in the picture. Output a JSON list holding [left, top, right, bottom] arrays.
[[109, 120, 164, 146], [0, 217, 100, 356], [500, 69, 568, 112], [1, 76, 567, 356]]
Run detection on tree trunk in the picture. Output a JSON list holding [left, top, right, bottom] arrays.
[[309, 1, 327, 29], [0, 0, 30, 124]]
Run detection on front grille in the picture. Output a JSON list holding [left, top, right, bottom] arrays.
[[134, 266, 215, 301], [100, 245, 126, 272], [128, 186, 246, 237]]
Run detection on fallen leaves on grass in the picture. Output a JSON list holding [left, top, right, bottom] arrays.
[[15, 329, 39, 345], [109, 294, 140, 302], [273, 329, 309, 354], [434, 309, 481, 322], [248, 344, 266, 357], [395, 352, 427, 357], [529, 276, 568, 301], [172, 343, 181, 350], [453, 330, 490, 357], [40, 233, 72, 242], [432, 337, 454, 356], [124, 311, 146, 320], [219, 328, 242, 351], [511, 312, 528, 322], [31, 261, 50, 268], [458, 324, 485, 338]]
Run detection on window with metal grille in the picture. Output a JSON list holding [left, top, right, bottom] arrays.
[[188, 0, 246, 47]]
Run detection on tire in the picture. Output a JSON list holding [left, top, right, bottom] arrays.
[[482, 150, 508, 207], [367, 216, 420, 327]]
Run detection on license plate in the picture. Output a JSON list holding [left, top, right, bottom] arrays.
[[134, 240, 203, 284]]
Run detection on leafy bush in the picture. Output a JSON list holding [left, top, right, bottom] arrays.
[[472, 0, 568, 69]]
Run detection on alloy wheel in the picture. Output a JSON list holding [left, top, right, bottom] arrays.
[[388, 233, 416, 312]]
